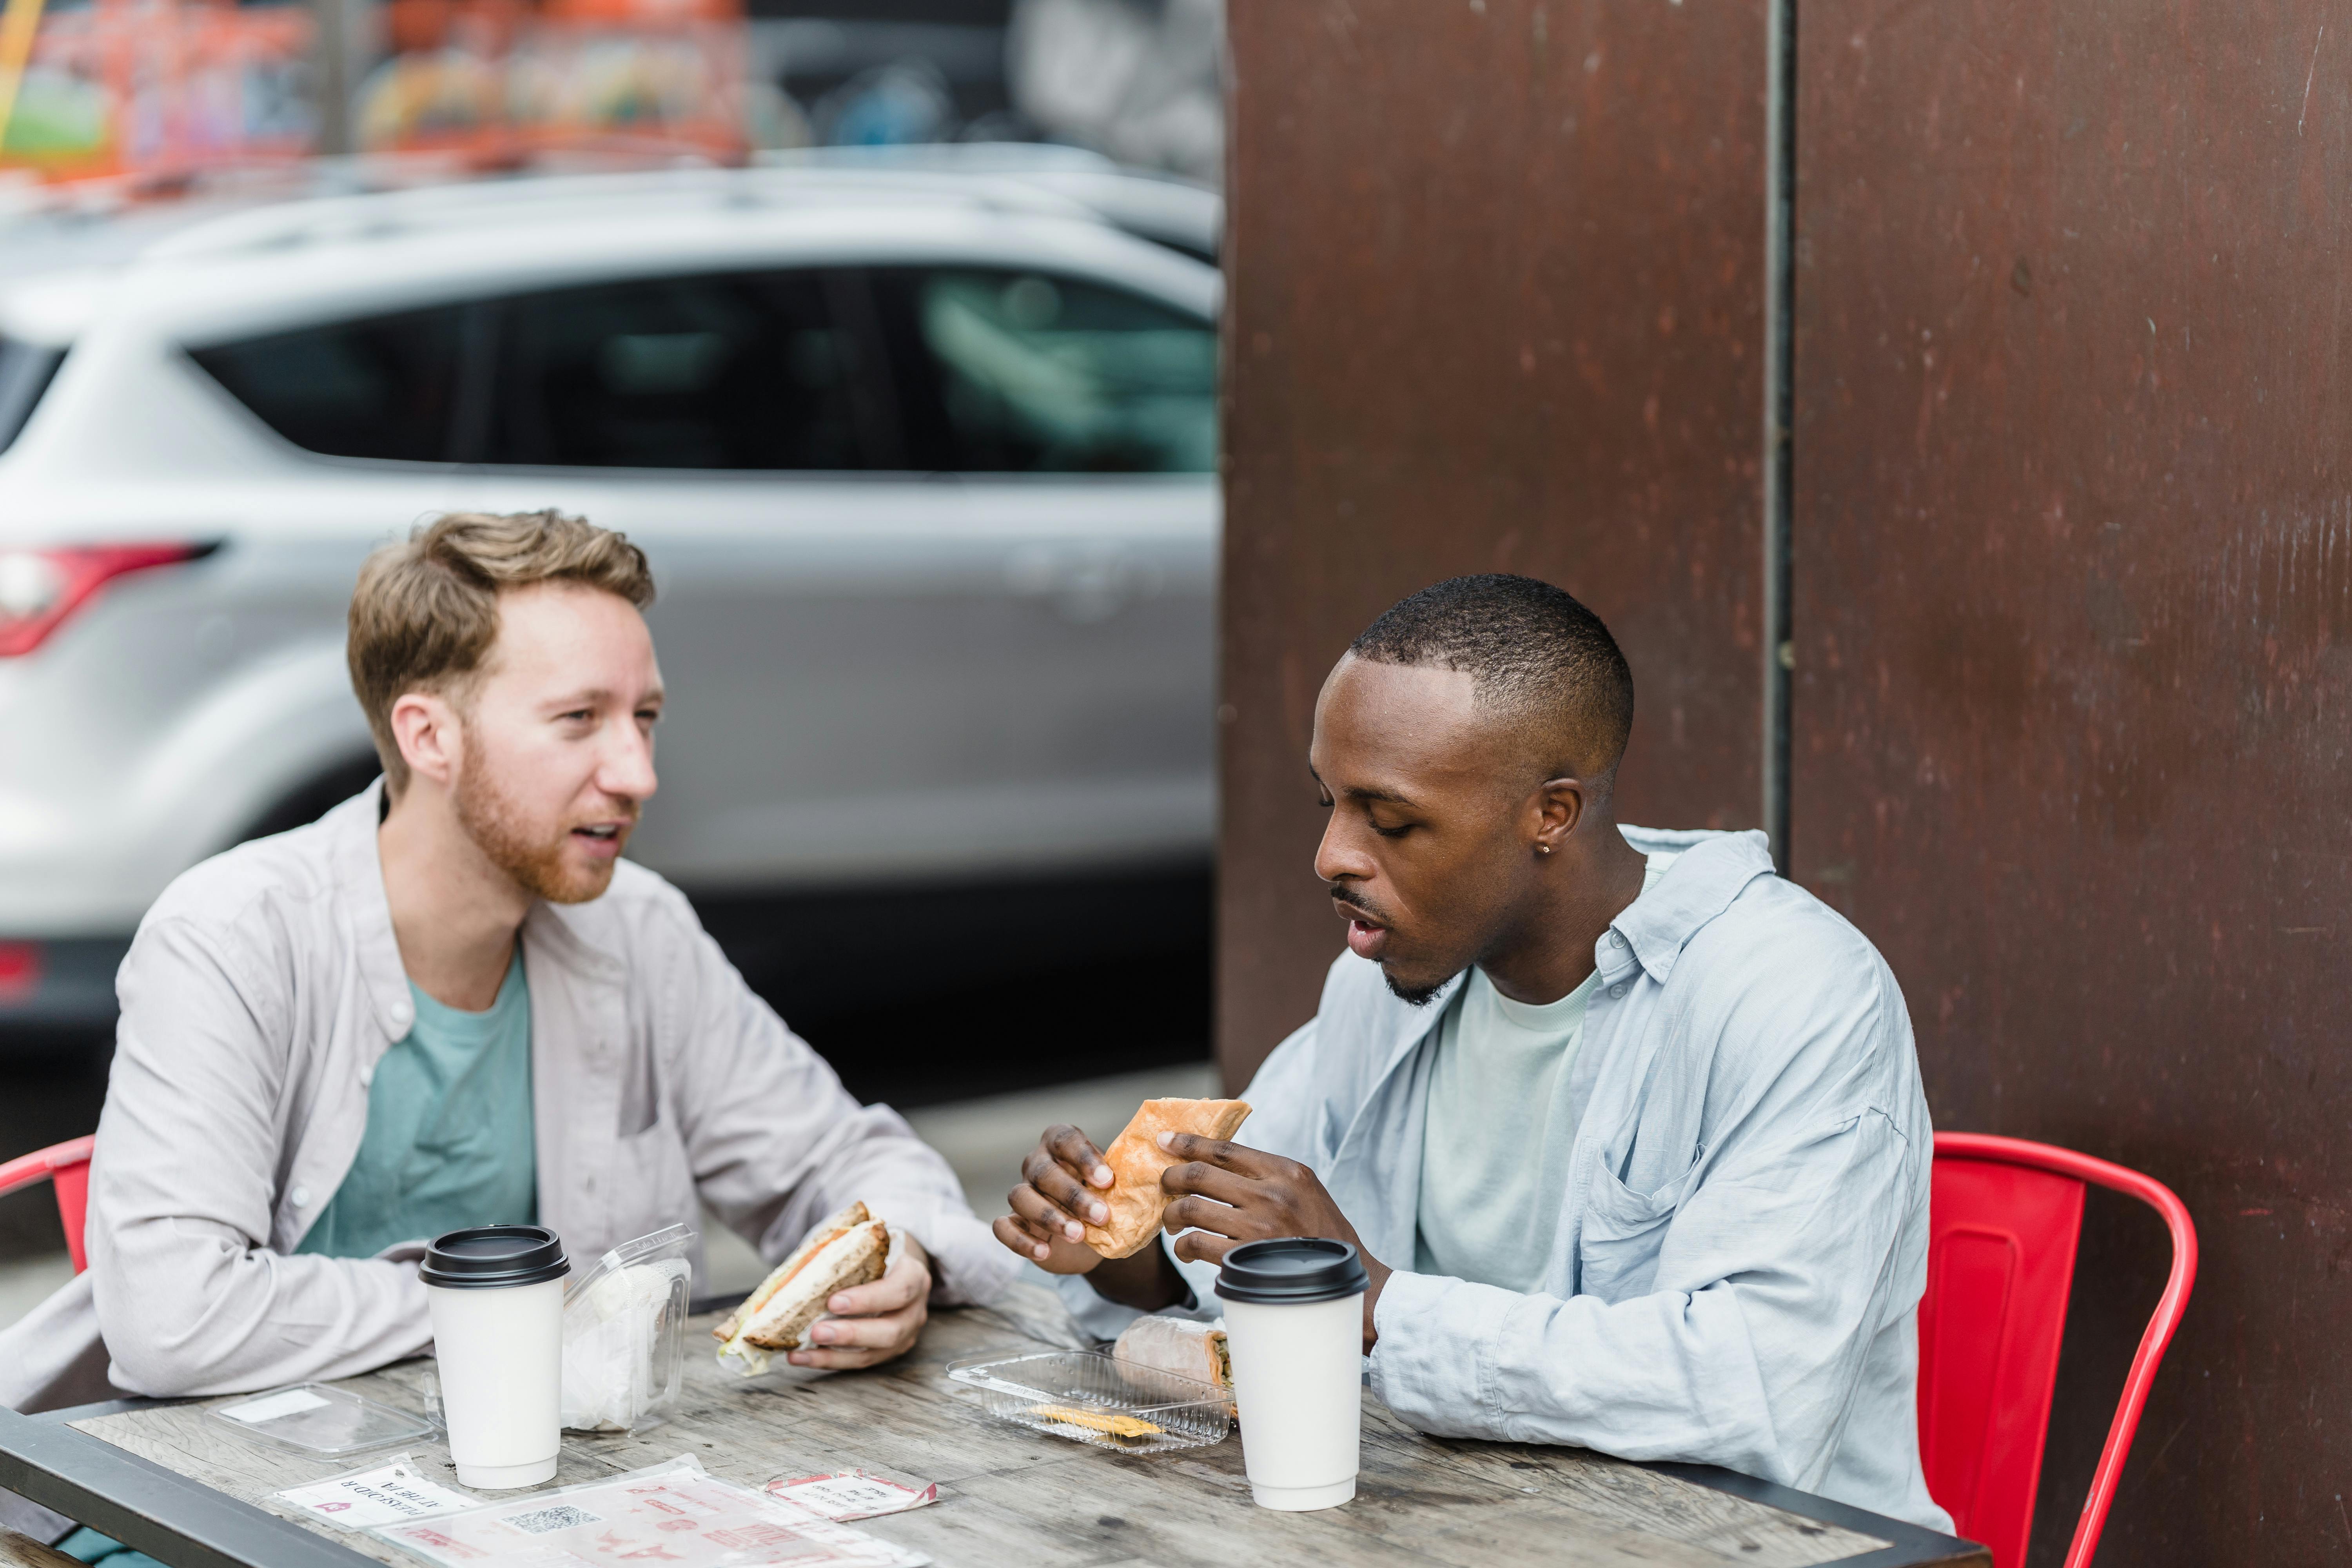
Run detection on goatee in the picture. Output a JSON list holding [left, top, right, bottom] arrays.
[[1383, 967, 1455, 1007]]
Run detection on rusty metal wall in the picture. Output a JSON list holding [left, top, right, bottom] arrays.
[[1218, 0, 1771, 1088], [1792, 1, 2352, 1560]]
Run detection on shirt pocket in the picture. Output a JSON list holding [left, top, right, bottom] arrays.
[[1577, 1155, 1699, 1302]]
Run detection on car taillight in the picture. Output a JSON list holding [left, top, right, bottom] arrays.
[[0, 542, 216, 657]]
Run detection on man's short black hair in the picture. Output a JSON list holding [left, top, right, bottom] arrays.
[[1348, 573, 1635, 781]]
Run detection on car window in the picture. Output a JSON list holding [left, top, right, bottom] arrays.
[[871, 267, 1216, 475], [485, 270, 868, 470], [189, 305, 466, 462], [0, 337, 65, 455]]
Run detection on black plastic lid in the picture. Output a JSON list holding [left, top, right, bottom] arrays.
[[419, 1225, 570, 1290], [1213, 1237, 1370, 1305]]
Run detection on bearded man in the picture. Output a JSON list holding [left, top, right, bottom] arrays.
[[1, 510, 1012, 1419]]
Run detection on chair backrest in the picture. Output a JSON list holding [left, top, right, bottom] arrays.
[[1922, 1132, 2197, 1568], [0, 1135, 96, 1274]]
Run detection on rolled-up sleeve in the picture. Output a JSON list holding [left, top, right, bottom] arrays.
[[91, 917, 431, 1397], [1370, 1105, 1917, 1491]]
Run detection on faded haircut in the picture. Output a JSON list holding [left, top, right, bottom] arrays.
[[348, 509, 654, 795], [1349, 573, 1635, 784]]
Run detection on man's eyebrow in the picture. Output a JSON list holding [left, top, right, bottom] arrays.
[[541, 686, 664, 711], [1306, 764, 1416, 807]]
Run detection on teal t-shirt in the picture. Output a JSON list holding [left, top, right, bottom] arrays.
[[297, 949, 538, 1260]]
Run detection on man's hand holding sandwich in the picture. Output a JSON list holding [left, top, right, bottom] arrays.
[[999, 1124, 1390, 1352]]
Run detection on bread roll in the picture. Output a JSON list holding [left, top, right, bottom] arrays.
[[1081, 1097, 1252, 1258]]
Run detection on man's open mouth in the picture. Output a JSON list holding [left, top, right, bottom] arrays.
[[571, 823, 631, 853]]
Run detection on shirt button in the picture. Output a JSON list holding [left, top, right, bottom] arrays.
[[1608, 984, 1626, 1000], [291, 1185, 311, 1207], [1609, 932, 1627, 949]]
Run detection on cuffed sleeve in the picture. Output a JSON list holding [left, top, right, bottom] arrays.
[[91, 916, 432, 1397], [1370, 1107, 1916, 1494]]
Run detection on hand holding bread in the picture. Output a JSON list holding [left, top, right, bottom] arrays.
[[995, 1096, 1253, 1271]]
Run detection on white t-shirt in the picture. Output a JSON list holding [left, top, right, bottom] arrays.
[[1412, 853, 1676, 1292]]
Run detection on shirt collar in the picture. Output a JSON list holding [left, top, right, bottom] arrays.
[[1605, 826, 1777, 985], [327, 778, 417, 1043]]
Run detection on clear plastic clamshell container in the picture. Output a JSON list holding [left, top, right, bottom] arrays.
[[945, 1349, 1230, 1454], [561, 1223, 695, 1433], [205, 1384, 439, 1457]]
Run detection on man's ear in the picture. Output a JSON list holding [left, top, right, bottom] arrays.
[[389, 690, 464, 793], [1532, 776, 1590, 852]]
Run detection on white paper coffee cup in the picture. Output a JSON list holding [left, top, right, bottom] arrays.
[[422, 1225, 570, 1489], [1214, 1238, 1370, 1511]]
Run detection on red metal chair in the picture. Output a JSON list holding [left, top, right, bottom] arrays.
[[0, 1135, 95, 1274], [1920, 1132, 2197, 1568]]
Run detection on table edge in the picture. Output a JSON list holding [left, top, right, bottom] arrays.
[[1642, 1461, 1991, 1568], [0, 1407, 378, 1568], [13, 1333, 1990, 1568]]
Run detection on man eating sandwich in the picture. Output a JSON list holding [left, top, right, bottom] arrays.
[[997, 574, 1951, 1533], [1, 510, 1013, 1426]]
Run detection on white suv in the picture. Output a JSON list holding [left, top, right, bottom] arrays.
[[0, 155, 1221, 1031]]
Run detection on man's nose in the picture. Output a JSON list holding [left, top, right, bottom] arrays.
[[1312, 814, 1372, 886], [601, 721, 659, 803]]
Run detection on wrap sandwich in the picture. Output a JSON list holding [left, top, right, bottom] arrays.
[[1112, 1314, 1235, 1417]]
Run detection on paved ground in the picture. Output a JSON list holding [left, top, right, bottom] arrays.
[[0, 1061, 1223, 1328]]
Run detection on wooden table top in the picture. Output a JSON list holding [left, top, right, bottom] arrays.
[[8, 1287, 1985, 1568]]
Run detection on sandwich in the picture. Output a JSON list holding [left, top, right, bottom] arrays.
[[714, 1201, 893, 1376], [1112, 1314, 1234, 1416], [1081, 1097, 1253, 1259]]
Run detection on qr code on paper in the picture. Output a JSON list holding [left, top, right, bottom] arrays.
[[503, 1504, 603, 1534]]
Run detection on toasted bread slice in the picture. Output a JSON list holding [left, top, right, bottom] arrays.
[[713, 1200, 871, 1344], [1082, 1097, 1252, 1259], [740, 1221, 887, 1350]]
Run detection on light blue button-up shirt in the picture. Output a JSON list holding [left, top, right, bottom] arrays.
[[1062, 826, 1951, 1532]]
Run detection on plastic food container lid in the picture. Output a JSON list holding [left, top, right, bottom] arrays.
[[420, 1224, 569, 1290], [205, 1382, 439, 1456], [1212, 1238, 1370, 1304]]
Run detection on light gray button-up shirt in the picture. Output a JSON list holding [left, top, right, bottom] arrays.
[[1062, 827, 1951, 1532], [0, 784, 1014, 1412]]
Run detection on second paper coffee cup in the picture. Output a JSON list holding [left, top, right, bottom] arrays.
[[423, 1224, 570, 1489], [1214, 1237, 1370, 1511]]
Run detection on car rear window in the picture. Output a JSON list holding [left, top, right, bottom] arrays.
[[189, 304, 467, 462], [0, 336, 65, 455]]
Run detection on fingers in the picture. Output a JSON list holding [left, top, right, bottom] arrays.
[[1159, 1157, 1255, 1205], [1170, 1229, 1236, 1268], [825, 1257, 926, 1317], [1161, 1193, 1249, 1239], [995, 1214, 1056, 1262], [1044, 1124, 1113, 1189], [787, 1298, 925, 1369], [1156, 1132, 1275, 1174], [1021, 1142, 1110, 1229], [1009, 1178, 1088, 1243]]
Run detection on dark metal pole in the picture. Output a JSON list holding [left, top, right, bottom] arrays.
[[1760, 0, 1798, 872]]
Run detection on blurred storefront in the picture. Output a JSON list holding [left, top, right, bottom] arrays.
[[0, 0, 1221, 189]]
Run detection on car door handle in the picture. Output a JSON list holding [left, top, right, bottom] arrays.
[[1004, 544, 1162, 624]]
